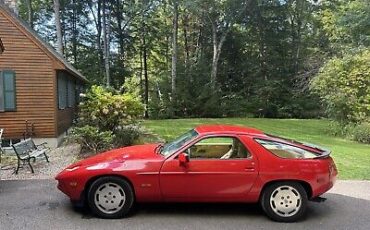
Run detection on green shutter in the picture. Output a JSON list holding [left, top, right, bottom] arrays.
[[3, 71, 16, 111]]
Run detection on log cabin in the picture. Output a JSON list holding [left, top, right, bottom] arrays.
[[0, 3, 87, 148]]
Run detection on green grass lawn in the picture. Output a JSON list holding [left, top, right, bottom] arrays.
[[143, 118, 370, 180]]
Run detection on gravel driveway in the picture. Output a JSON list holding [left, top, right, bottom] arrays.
[[0, 143, 80, 180]]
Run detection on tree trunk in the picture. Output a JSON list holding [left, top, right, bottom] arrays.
[[53, 0, 63, 55], [102, 0, 110, 87], [114, 0, 125, 60], [210, 21, 228, 90], [183, 12, 190, 81], [255, 4, 268, 81], [87, 0, 104, 77], [171, 0, 178, 102], [139, 49, 144, 101], [194, 22, 203, 65], [143, 35, 149, 119], [72, 0, 77, 63], [25, 0, 33, 28]]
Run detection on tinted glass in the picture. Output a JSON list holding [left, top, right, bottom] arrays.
[[255, 139, 317, 159], [161, 129, 198, 156]]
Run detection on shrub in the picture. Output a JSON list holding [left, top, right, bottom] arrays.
[[69, 125, 115, 153], [351, 122, 370, 144], [327, 121, 351, 137], [310, 50, 370, 124], [69, 86, 145, 154], [78, 85, 144, 131], [114, 125, 143, 147]]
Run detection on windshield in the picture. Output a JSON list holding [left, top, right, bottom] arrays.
[[160, 129, 199, 156]]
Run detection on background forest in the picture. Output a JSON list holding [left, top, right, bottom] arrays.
[[15, 0, 369, 121]]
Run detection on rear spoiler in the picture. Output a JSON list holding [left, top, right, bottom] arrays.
[[313, 150, 331, 159]]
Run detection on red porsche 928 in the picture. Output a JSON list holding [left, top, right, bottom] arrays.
[[56, 125, 337, 222]]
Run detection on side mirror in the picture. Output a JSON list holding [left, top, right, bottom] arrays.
[[178, 152, 189, 166]]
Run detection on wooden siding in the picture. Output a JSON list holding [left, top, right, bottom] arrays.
[[0, 10, 56, 138]]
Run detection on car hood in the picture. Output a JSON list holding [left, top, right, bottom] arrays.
[[71, 143, 162, 167]]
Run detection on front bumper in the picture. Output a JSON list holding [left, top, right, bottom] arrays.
[[56, 178, 85, 201]]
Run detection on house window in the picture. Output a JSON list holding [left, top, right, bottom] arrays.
[[57, 73, 67, 109], [71, 80, 76, 107], [0, 70, 16, 112], [67, 79, 76, 107], [58, 72, 78, 109]]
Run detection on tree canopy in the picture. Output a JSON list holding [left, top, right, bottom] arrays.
[[15, 0, 369, 120]]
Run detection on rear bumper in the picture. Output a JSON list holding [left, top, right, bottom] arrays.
[[312, 170, 337, 198], [312, 179, 335, 198]]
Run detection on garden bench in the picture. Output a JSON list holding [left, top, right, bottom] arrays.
[[12, 138, 50, 174]]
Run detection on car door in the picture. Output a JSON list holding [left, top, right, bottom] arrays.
[[159, 135, 259, 202]]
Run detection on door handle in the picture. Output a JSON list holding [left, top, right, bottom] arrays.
[[245, 167, 255, 172]]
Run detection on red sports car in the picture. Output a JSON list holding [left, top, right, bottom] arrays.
[[56, 125, 337, 222]]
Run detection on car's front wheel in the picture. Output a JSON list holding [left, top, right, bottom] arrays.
[[87, 176, 134, 218], [261, 182, 307, 222]]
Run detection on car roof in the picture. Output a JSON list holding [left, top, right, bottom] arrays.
[[194, 125, 265, 136]]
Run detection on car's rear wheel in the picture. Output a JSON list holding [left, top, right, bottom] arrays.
[[87, 176, 134, 218], [261, 182, 307, 222]]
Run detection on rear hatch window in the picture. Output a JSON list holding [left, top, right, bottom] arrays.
[[255, 135, 330, 159]]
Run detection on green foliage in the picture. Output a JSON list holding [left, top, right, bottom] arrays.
[[327, 121, 355, 137], [113, 125, 143, 147], [320, 0, 370, 51], [70, 86, 144, 153], [16, 0, 368, 121], [310, 50, 370, 124], [78, 85, 144, 131], [352, 122, 370, 144], [69, 125, 114, 154]]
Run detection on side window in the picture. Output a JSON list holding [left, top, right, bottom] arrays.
[[255, 139, 317, 159], [187, 136, 250, 159]]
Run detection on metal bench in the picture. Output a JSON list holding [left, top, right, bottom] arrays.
[[12, 138, 50, 174]]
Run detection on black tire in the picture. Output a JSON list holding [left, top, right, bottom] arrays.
[[87, 176, 134, 219], [260, 182, 307, 222]]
